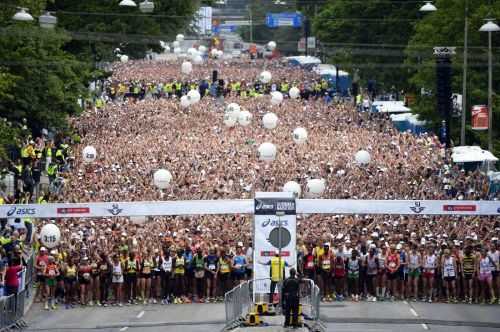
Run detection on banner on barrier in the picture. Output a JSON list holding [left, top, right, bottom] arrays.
[[253, 193, 297, 296], [0, 199, 498, 219]]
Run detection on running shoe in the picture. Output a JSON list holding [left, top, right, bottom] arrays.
[[489, 297, 497, 305]]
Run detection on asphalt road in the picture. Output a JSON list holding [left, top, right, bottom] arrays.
[[24, 300, 500, 332]]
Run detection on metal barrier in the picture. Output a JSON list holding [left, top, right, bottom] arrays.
[[224, 277, 324, 331], [0, 255, 34, 331]]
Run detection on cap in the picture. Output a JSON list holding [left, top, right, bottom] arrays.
[[396, 244, 402, 250], [40, 247, 47, 251], [237, 241, 243, 247]]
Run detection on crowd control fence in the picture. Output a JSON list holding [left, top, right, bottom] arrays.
[[0, 254, 34, 331], [223, 277, 324, 331]]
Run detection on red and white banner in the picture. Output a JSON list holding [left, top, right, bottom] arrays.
[[471, 105, 488, 130], [1, 199, 499, 219]]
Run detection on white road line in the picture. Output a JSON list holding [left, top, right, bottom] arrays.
[[119, 327, 129, 332], [137, 310, 145, 319], [421, 323, 429, 330], [410, 308, 419, 317]]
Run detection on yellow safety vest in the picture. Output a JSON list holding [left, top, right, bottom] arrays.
[[47, 164, 57, 176], [270, 257, 285, 282], [37, 197, 47, 204], [45, 147, 52, 157], [21, 147, 29, 158]]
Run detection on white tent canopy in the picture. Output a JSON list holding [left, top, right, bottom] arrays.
[[451, 146, 498, 163], [285, 56, 321, 66], [373, 101, 411, 113], [313, 64, 349, 76]]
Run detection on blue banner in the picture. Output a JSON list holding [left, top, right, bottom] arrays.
[[265, 12, 302, 28]]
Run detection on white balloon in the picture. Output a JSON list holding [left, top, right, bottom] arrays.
[[355, 150, 371, 165], [259, 71, 272, 83], [40, 224, 61, 249], [180, 95, 190, 108], [267, 41, 277, 50], [193, 55, 203, 64], [226, 103, 241, 114], [216, 50, 224, 58], [82, 146, 97, 163], [163, 45, 171, 53], [270, 91, 283, 105], [262, 112, 278, 129], [258, 142, 277, 162], [283, 181, 301, 197], [198, 45, 207, 53], [306, 178, 326, 198], [153, 169, 172, 189], [181, 61, 192, 74], [187, 47, 197, 56], [289, 86, 300, 99], [292, 127, 308, 144], [238, 110, 252, 126], [120, 55, 129, 63], [173, 47, 181, 54], [172, 40, 180, 48], [176, 34, 184, 42], [210, 49, 218, 57], [223, 112, 238, 127], [187, 89, 201, 104]]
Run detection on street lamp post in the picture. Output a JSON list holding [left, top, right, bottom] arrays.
[[460, 0, 469, 146], [479, 19, 500, 152]]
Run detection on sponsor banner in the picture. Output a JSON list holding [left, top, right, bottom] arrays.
[[0, 199, 498, 219], [443, 204, 477, 212], [254, 195, 297, 296], [471, 105, 488, 130], [297, 200, 500, 216], [57, 207, 90, 215]]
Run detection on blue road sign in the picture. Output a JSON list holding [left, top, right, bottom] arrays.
[[265, 12, 302, 28]]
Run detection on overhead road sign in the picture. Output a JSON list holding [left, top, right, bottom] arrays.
[[265, 12, 303, 28]]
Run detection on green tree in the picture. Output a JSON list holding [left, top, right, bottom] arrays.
[[0, 24, 91, 134], [313, 0, 423, 91], [406, 0, 500, 154], [51, 0, 201, 61]]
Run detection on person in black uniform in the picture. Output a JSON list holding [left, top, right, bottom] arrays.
[[282, 268, 300, 328]]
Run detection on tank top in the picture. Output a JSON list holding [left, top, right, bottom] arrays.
[[161, 257, 172, 273], [112, 262, 122, 276], [409, 253, 420, 270], [378, 254, 386, 269], [387, 254, 398, 272], [143, 259, 153, 274], [174, 257, 185, 274], [443, 257, 456, 277], [334, 257, 345, 277], [347, 258, 359, 276], [462, 255, 474, 274], [479, 257, 492, 274], [367, 256, 378, 275], [219, 258, 230, 274], [424, 255, 437, 271], [66, 265, 76, 278], [321, 253, 332, 271], [46, 263, 57, 278], [127, 259, 137, 274], [304, 254, 315, 270]]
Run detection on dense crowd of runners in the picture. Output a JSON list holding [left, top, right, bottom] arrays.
[[1, 57, 499, 310]]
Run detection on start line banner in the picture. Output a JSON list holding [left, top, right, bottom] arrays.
[[0, 199, 499, 219]]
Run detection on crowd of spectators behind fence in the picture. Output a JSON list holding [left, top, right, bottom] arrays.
[[0, 57, 499, 310]]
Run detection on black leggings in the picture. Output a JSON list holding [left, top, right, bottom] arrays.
[[174, 274, 185, 297], [100, 277, 109, 303], [161, 272, 171, 300]]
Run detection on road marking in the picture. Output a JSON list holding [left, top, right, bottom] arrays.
[[119, 327, 129, 332], [137, 310, 145, 319], [421, 323, 429, 330], [410, 308, 419, 317]]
